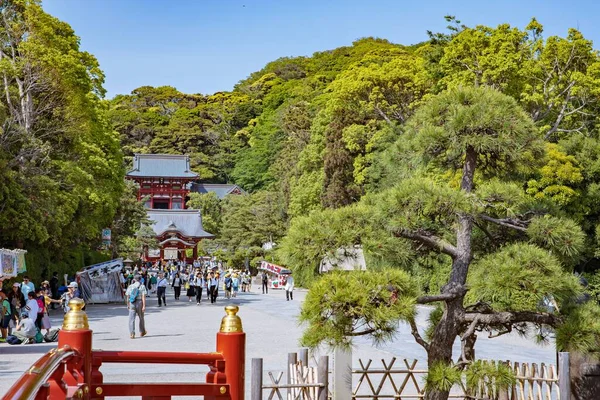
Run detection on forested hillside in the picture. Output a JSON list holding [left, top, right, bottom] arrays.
[[109, 18, 600, 290], [0, 1, 124, 281]]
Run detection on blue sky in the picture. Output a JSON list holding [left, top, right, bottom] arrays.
[[44, 0, 600, 98]]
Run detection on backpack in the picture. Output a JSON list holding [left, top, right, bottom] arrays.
[[34, 330, 44, 343], [36, 297, 45, 314], [6, 335, 22, 345], [44, 328, 60, 342], [129, 286, 139, 304], [224, 277, 232, 289]]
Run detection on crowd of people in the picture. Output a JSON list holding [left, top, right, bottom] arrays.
[[0, 259, 297, 343], [0, 274, 78, 344], [121, 260, 256, 338]]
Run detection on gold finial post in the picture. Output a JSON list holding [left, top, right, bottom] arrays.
[[62, 298, 89, 330], [219, 305, 243, 333]]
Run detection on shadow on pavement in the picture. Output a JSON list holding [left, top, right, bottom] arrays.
[[0, 343, 57, 355]]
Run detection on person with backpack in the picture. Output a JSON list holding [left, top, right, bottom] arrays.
[[125, 274, 147, 339], [224, 273, 233, 299]]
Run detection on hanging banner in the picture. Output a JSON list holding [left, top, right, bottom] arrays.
[[77, 258, 124, 303], [0, 249, 26, 278]]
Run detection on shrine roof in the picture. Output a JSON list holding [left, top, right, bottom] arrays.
[[127, 154, 198, 178], [190, 183, 246, 199], [147, 209, 214, 239]]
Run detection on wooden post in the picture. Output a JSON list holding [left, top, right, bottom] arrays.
[[251, 358, 263, 400], [298, 348, 309, 368], [317, 356, 329, 400], [287, 352, 297, 400], [333, 347, 352, 400], [559, 352, 571, 400]]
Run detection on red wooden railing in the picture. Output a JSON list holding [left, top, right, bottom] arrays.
[[3, 299, 245, 400]]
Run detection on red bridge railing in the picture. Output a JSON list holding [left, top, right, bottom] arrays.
[[3, 299, 246, 400]]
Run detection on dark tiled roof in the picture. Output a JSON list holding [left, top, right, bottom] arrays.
[[190, 183, 246, 199], [147, 209, 214, 239], [126, 154, 198, 178]]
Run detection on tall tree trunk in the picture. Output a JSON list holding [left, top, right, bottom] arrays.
[[425, 146, 477, 400]]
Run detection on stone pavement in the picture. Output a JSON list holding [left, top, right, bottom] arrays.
[[0, 285, 556, 397]]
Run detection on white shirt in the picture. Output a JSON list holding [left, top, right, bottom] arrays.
[[25, 298, 39, 317], [18, 317, 37, 338], [157, 277, 168, 287], [285, 276, 295, 291]]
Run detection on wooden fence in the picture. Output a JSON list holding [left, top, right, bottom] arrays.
[[251, 352, 328, 400], [251, 350, 570, 400]]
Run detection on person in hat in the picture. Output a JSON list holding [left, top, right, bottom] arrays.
[[61, 282, 79, 313], [125, 274, 147, 339], [224, 273, 233, 299], [13, 311, 37, 344]]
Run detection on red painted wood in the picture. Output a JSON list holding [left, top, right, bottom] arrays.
[[93, 350, 224, 365], [97, 383, 230, 397]]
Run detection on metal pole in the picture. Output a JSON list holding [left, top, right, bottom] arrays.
[[251, 358, 263, 400], [317, 356, 329, 400], [559, 352, 571, 400]]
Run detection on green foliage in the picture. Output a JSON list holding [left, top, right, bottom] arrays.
[[425, 362, 462, 392], [402, 86, 544, 177], [277, 204, 371, 285], [527, 216, 586, 262], [465, 361, 516, 398], [0, 0, 123, 276], [555, 301, 600, 353], [299, 269, 418, 349], [187, 192, 222, 235], [466, 243, 581, 312]]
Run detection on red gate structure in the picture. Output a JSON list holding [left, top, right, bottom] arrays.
[[3, 299, 246, 400]]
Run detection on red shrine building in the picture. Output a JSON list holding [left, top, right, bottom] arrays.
[[126, 154, 216, 262]]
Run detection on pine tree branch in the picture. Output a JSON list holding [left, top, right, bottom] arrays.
[[417, 293, 460, 304], [394, 229, 458, 258], [409, 318, 430, 351], [479, 215, 528, 232], [464, 311, 560, 327]]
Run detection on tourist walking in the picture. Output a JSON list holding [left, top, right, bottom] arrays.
[[126, 274, 147, 339], [172, 272, 182, 300], [208, 272, 218, 304], [224, 273, 232, 299], [261, 272, 269, 294], [186, 272, 196, 302], [195, 272, 205, 305], [156, 272, 168, 307], [285, 273, 295, 301], [232, 273, 239, 298]]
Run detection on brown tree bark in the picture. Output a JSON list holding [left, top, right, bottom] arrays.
[[425, 145, 477, 400]]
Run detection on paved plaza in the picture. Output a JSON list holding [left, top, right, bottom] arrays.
[[0, 285, 557, 397]]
